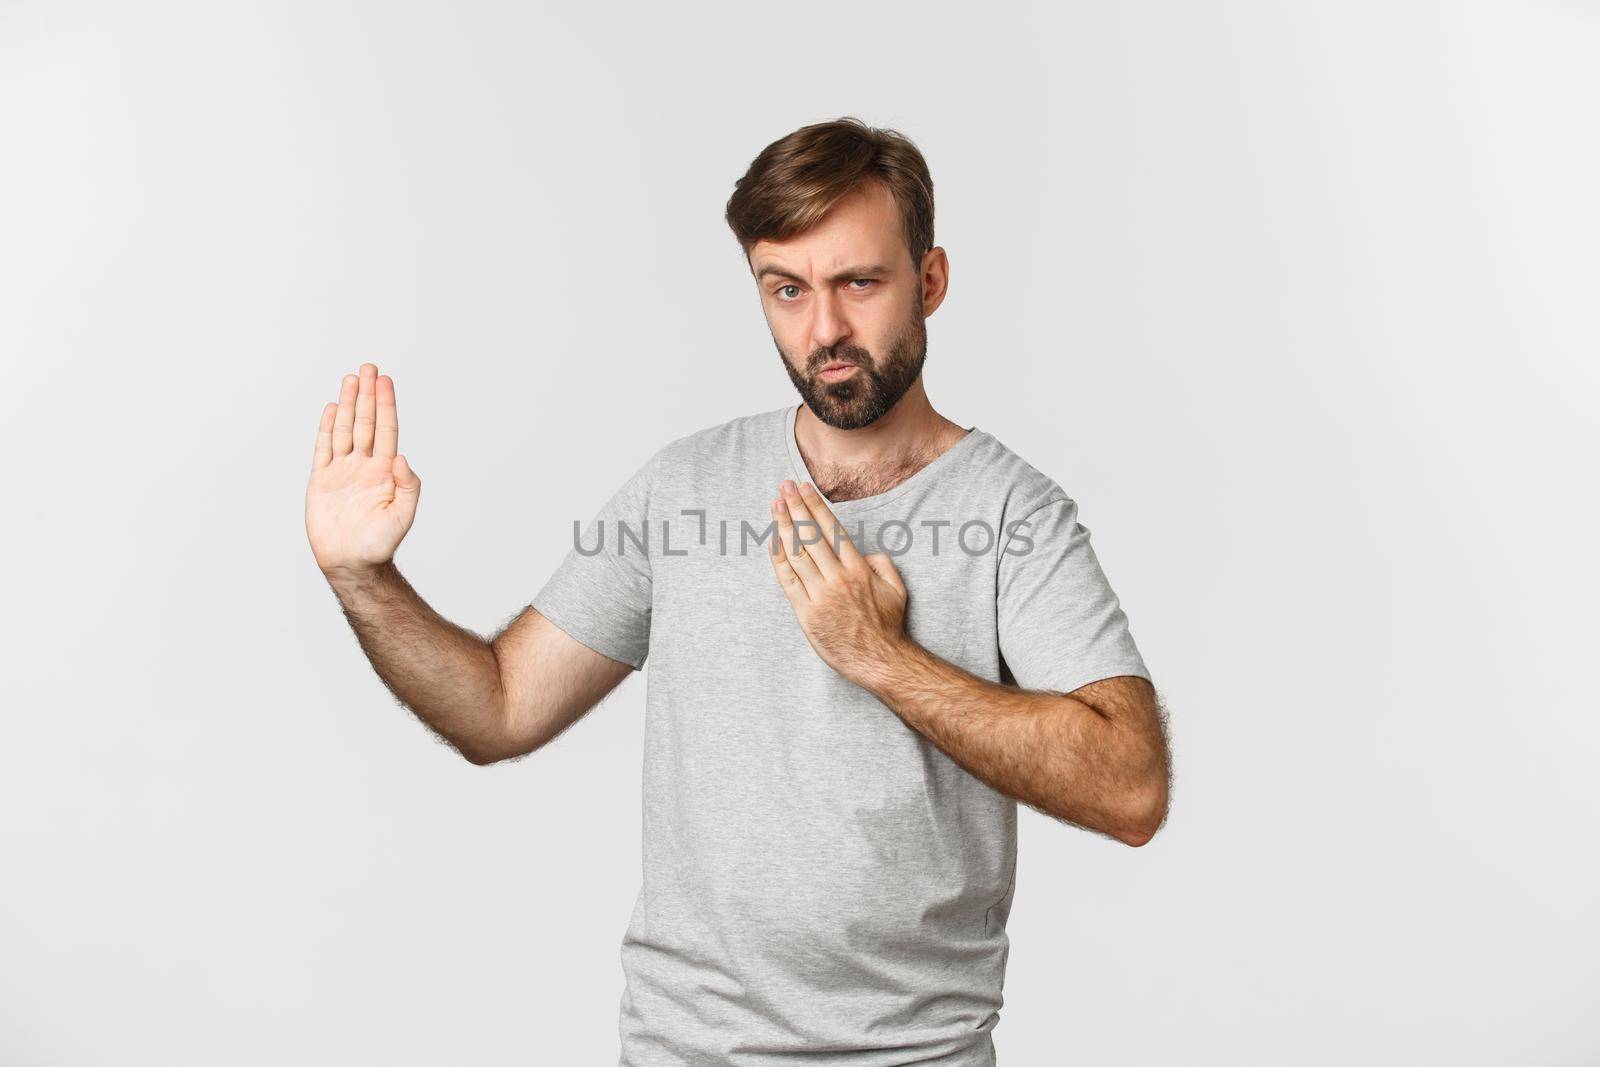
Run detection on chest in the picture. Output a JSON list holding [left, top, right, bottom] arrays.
[[648, 509, 1007, 683]]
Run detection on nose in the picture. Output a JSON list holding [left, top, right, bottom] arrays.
[[809, 288, 852, 352]]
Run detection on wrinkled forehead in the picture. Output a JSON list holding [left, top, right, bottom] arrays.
[[748, 181, 910, 275]]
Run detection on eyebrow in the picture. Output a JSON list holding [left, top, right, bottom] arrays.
[[754, 263, 893, 286]]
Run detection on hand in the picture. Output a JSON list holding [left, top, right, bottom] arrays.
[[767, 478, 911, 684], [305, 362, 421, 579]]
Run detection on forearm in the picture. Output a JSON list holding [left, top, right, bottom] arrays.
[[323, 561, 506, 764], [856, 640, 1162, 844]]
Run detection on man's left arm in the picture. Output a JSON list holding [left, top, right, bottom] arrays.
[[767, 479, 1170, 847]]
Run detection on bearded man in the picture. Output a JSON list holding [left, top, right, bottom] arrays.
[[305, 116, 1171, 1067]]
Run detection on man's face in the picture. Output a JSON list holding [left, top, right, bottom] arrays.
[[749, 181, 940, 430]]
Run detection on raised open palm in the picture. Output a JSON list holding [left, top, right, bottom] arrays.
[[305, 363, 421, 576]]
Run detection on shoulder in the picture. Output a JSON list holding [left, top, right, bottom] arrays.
[[960, 428, 1076, 523], [628, 405, 788, 492], [654, 405, 788, 463]]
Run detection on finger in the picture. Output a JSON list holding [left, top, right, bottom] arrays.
[[312, 402, 337, 470], [864, 552, 906, 596], [374, 374, 399, 459], [795, 481, 865, 569], [331, 372, 359, 456], [766, 514, 808, 605], [392, 453, 420, 495], [353, 363, 378, 456], [778, 479, 841, 578], [771, 496, 823, 595]]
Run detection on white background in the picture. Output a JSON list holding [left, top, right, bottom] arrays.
[[2, 2, 1596, 1064]]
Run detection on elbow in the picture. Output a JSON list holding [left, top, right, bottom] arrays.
[[1113, 773, 1169, 848], [456, 709, 515, 766], [1115, 824, 1158, 848], [461, 744, 506, 767], [460, 715, 528, 766], [461, 660, 516, 766]]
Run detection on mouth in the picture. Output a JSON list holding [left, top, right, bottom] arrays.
[[817, 361, 860, 383]]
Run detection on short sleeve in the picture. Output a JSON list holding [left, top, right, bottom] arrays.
[[530, 452, 659, 670], [996, 495, 1151, 695]]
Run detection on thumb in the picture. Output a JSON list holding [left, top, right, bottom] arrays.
[[392, 454, 421, 493], [864, 552, 904, 594]]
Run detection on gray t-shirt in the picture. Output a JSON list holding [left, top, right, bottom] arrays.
[[533, 403, 1150, 1066]]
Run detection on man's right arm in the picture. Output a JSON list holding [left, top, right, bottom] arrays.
[[306, 363, 634, 765], [324, 561, 634, 765]]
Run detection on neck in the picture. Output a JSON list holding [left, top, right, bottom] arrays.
[[793, 379, 969, 501]]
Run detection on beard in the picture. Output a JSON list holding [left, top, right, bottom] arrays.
[[776, 304, 928, 431]]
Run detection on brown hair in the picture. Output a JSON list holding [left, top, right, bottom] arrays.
[[724, 116, 935, 272]]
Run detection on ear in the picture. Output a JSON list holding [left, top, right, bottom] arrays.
[[919, 246, 950, 316]]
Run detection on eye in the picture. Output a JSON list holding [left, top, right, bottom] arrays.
[[776, 284, 801, 301], [847, 278, 875, 291]]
